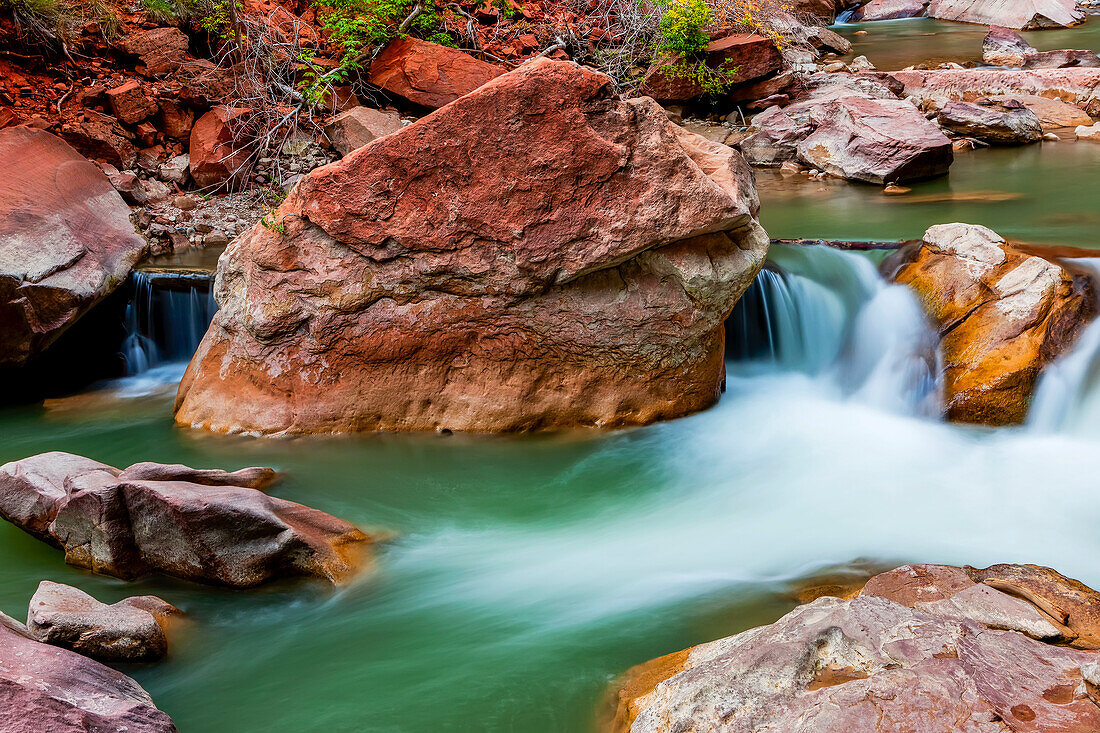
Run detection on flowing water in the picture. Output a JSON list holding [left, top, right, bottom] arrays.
[[5, 241, 1100, 731], [834, 16, 1100, 70], [757, 143, 1100, 247]]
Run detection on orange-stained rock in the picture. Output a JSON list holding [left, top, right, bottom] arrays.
[[641, 33, 783, 103], [882, 68, 1100, 110], [368, 36, 505, 109], [0, 127, 147, 367], [323, 106, 404, 156], [106, 80, 158, 125], [174, 59, 768, 435], [188, 106, 251, 189], [612, 563, 1100, 733], [888, 223, 1094, 425], [927, 0, 1083, 29]]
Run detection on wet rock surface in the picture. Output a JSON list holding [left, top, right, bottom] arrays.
[[175, 59, 769, 435], [888, 223, 1094, 425], [27, 580, 180, 663], [0, 612, 176, 732], [937, 99, 1043, 144], [0, 451, 375, 587], [0, 127, 148, 367], [613, 563, 1100, 733]]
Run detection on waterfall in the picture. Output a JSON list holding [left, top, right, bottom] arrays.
[[121, 271, 218, 376], [726, 244, 942, 417]]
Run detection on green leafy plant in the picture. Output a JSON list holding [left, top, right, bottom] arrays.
[[655, 0, 710, 56], [658, 56, 741, 95]]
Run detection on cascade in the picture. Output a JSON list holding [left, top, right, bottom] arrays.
[[121, 270, 218, 376]]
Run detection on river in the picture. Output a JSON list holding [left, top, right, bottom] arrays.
[[3, 18, 1100, 733]]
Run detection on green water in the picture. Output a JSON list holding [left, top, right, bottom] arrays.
[[835, 16, 1100, 70], [757, 143, 1100, 247]]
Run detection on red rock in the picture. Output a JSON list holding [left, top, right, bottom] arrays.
[[106, 80, 158, 125], [888, 223, 1093, 424], [27, 581, 177, 663], [936, 99, 1043, 144], [323, 106, 404, 156], [615, 563, 1100, 733], [0, 452, 375, 587], [122, 26, 192, 76], [983, 26, 1034, 66], [159, 99, 194, 140], [368, 36, 505, 109], [0, 128, 148, 367], [796, 96, 953, 183], [641, 33, 783, 102], [928, 0, 1083, 29], [188, 106, 251, 189], [59, 116, 138, 168], [174, 59, 768, 434], [0, 616, 176, 732]]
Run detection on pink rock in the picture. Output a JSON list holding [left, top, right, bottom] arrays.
[[188, 106, 251, 189], [927, 0, 1083, 29]]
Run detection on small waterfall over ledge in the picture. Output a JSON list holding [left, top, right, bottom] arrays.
[[725, 244, 943, 418], [121, 270, 218, 377]]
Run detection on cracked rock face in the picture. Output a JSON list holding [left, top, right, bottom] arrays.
[[0, 126, 148, 367], [174, 59, 769, 435], [0, 451, 374, 587], [927, 0, 1083, 29], [613, 563, 1100, 733], [887, 223, 1094, 425]]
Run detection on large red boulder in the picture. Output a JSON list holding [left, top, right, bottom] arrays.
[[0, 613, 175, 732], [0, 452, 375, 587], [613, 563, 1100, 733], [0, 127, 148, 367], [188, 106, 251, 188], [174, 59, 769, 434], [368, 36, 505, 109], [641, 33, 783, 102]]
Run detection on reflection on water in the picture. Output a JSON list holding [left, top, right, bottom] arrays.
[[834, 17, 1100, 70], [757, 143, 1100, 247]]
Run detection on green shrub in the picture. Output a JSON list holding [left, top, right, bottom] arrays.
[[656, 0, 710, 56]]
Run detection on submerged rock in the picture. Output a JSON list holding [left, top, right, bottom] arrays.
[[0, 127, 148, 367], [936, 99, 1043, 144], [0, 452, 374, 587], [927, 0, 1083, 29], [612, 563, 1100, 733], [27, 581, 180, 663], [888, 223, 1094, 425], [0, 614, 175, 732], [175, 59, 769, 434]]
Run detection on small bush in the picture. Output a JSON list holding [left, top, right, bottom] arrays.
[[655, 0, 710, 56]]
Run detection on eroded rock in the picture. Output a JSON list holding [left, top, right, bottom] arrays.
[[27, 581, 180, 663], [888, 223, 1094, 425], [852, 0, 929, 20], [323, 106, 404, 156], [936, 99, 1043, 144], [368, 36, 504, 109], [927, 0, 1083, 29], [174, 59, 769, 434], [0, 127, 147, 367], [614, 563, 1100, 733], [0, 617, 175, 731], [0, 452, 373, 587]]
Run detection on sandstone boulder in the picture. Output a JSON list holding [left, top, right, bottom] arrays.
[[0, 616, 175, 732], [982, 26, 1034, 66], [988, 93, 1094, 130], [174, 59, 769, 434], [189, 106, 251, 189], [323, 106, 404, 156], [613, 563, 1100, 733], [122, 26, 192, 76], [0, 127, 148, 367], [1024, 48, 1100, 69], [1077, 122, 1100, 140], [796, 96, 952, 183], [106, 80, 158, 125], [927, 0, 1083, 28], [852, 0, 929, 21], [936, 99, 1043, 144], [888, 223, 1093, 425], [641, 33, 784, 102], [27, 581, 180, 663], [368, 36, 504, 109], [58, 115, 138, 168], [0, 452, 373, 587], [740, 105, 812, 166]]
